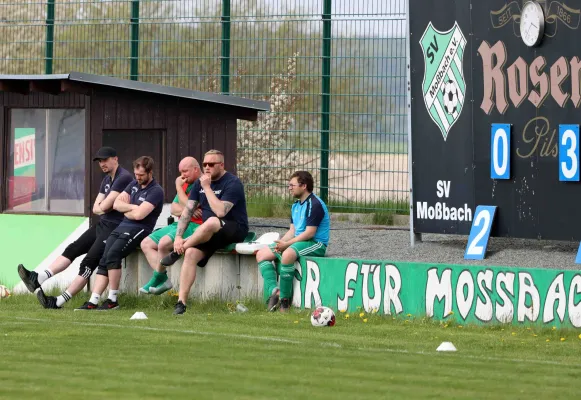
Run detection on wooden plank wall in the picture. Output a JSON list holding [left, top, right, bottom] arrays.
[[1, 89, 243, 218], [89, 89, 238, 207]]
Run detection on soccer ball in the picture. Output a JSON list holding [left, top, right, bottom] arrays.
[[0, 285, 11, 298], [310, 306, 336, 327], [442, 80, 459, 114]]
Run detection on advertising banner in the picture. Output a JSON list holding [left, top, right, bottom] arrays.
[[9, 128, 36, 208], [294, 257, 581, 328], [410, 0, 581, 240]]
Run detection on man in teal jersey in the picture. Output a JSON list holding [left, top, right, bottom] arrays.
[[255, 171, 330, 312]]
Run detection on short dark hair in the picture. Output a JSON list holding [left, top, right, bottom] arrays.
[[290, 171, 314, 192], [204, 149, 224, 162], [133, 156, 154, 173]]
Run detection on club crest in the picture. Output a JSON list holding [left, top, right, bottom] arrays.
[[420, 22, 467, 141]]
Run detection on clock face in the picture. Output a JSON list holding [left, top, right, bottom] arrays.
[[520, 1, 545, 47]]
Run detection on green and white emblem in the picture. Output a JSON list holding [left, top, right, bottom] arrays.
[[420, 22, 467, 141]]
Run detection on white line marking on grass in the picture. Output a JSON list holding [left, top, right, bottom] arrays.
[[13, 317, 301, 344], [358, 347, 581, 368], [13, 317, 572, 368], [321, 342, 342, 348]]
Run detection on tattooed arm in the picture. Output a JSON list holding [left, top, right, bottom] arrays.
[[176, 200, 198, 237], [222, 201, 234, 216], [174, 199, 199, 255], [203, 185, 233, 218]]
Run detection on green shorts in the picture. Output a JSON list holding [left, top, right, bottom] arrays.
[[147, 221, 199, 244], [268, 240, 327, 261]]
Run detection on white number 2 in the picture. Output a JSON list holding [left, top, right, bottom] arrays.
[[466, 210, 491, 256]]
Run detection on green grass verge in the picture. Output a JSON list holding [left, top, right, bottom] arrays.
[[247, 195, 410, 225], [246, 195, 292, 218], [1, 295, 580, 399]]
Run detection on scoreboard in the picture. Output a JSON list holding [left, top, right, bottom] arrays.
[[410, 0, 581, 240]]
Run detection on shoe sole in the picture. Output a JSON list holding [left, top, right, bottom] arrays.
[[36, 290, 60, 309], [149, 283, 173, 295], [160, 253, 181, 267], [36, 290, 48, 308], [18, 265, 39, 293], [138, 287, 151, 294], [74, 308, 98, 311], [267, 298, 279, 312], [267, 291, 280, 312], [173, 303, 186, 315]]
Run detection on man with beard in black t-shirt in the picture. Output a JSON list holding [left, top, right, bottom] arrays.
[[160, 149, 248, 315]]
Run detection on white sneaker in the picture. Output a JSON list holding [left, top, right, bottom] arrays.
[[149, 280, 173, 295]]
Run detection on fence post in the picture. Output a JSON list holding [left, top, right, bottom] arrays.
[[45, 0, 55, 74], [221, 0, 231, 94], [130, 0, 140, 80], [320, 0, 332, 203], [406, 0, 420, 245]]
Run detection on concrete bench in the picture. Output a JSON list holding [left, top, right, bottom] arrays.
[[101, 231, 265, 301], [117, 249, 264, 301]]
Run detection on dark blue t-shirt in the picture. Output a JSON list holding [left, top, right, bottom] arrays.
[[188, 172, 248, 231], [118, 178, 164, 232], [98, 167, 134, 224]]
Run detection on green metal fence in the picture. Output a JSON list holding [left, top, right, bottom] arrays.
[[0, 0, 409, 215]]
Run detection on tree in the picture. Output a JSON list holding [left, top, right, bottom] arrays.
[[0, 3, 45, 74], [0, 0, 408, 207]]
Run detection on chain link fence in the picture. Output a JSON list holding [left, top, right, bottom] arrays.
[[0, 0, 409, 216]]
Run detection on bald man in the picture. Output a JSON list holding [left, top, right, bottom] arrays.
[[139, 157, 203, 295]]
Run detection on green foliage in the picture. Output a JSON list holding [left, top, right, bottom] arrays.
[[246, 193, 293, 218], [326, 198, 410, 214], [246, 194, 410, 223]]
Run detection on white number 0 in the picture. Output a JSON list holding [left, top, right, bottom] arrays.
[[493, 128, 508, 176], [561, 129, 578, 179], [466, 210, 491, 256]]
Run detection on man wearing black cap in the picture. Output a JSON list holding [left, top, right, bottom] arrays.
[[76, 156, 164, 310], [17, 146, 134, 309]]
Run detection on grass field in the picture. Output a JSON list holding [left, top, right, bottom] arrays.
[[246, 195, 410, 225], [1, 294, 580, 399]]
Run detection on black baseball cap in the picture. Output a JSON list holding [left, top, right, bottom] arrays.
[[93, 146, 117, 161]]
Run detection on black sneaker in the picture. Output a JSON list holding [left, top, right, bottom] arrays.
[[74, 301, 99, 311], [36, 289, 61, 309], [160, 251, 182, 267], [279, 298, 290, 313], [173, 301, 187, 315], [18, 264, 40, 293], [97, 299, 119, 311], [267, 289, 280, 312]]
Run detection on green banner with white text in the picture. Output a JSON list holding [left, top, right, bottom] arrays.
[[293, 258, 581, 328]]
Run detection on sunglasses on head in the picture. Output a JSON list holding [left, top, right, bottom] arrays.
[[203, 162, 222, 168]]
